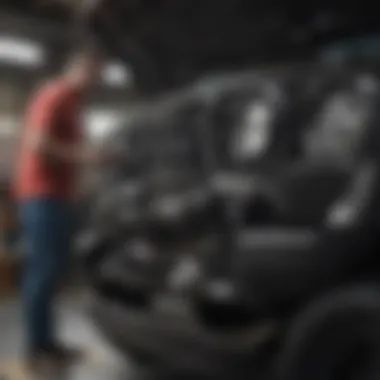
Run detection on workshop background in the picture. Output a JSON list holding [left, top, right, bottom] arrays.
[[0, 1, 380, 380]]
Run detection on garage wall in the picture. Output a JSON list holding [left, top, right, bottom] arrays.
[[0, 11, 138, 184], [0, 79, 28, 180]]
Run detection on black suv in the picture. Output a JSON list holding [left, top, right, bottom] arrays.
[[78, 64, 380, 380]]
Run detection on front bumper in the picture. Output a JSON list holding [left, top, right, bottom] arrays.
[[90, 293, 279, 379]]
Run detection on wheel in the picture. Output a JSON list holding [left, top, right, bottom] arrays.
[[275, 285, 380, 380]]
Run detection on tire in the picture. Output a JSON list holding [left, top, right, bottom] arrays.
[[275, 285, 380, 380]]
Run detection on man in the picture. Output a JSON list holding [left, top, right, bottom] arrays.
[[13, 47, 111, 371]]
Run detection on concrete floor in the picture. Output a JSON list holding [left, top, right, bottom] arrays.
[[0, 293, 133, 380]]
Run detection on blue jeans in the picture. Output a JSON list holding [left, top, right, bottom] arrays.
[[18, 197, 71, 353]]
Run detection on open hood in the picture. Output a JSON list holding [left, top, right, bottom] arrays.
[[85, 1, 380, 93]]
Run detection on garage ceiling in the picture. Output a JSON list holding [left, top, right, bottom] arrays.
[[2, 1, 380, 93], [0, 0, 73, 23], [83, 1, 380, 92]]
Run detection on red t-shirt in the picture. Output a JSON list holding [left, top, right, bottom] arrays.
[[13, 80, 83, 201]]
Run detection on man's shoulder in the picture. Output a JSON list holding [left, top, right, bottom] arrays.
[[24, 79, 73, 124]]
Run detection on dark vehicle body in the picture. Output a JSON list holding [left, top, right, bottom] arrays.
[[78, 3, 380, 380], [78, 64, 380, 380]]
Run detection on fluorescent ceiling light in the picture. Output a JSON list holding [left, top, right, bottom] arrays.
[[102, 62, 133, 87], [0, 36, 45, 68]]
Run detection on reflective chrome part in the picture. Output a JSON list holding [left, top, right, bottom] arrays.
[[326, 202, 356, 228], [232, 101, 274, 160], [150, 194, 187, 220], [149, 185, 211, 221], [167, 255, 201, 292], [74, 229, 101, 258], [118, 208, 145, 224], [211, 172, 256, 197], [355, 73, 380, 94], [127, 239, 156, 263], [205, 279, 237, 301]]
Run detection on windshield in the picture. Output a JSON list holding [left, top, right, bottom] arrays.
[[319, 35, 380, 64], [304, 93, 369, 158], [302, 72, 380, 161]]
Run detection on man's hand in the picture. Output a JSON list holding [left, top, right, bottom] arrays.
[[85, 146, 120, 166]]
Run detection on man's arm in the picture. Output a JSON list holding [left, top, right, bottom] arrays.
[[27, 130, 96, 165]]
